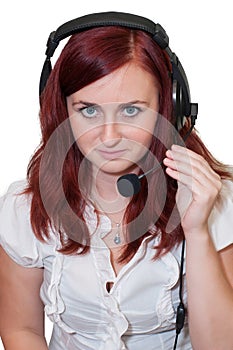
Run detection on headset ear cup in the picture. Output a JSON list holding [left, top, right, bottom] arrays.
[[173, 80, 185, 131]]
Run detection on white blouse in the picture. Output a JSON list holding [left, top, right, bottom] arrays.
[[0, 179, 233, 350]]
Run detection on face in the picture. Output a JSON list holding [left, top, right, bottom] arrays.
[[66, 63, 159, 176]]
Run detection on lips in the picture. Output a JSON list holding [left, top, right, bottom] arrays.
[[97, 149, 127, 160]]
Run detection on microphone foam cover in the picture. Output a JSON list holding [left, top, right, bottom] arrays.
[[117, 174, 141, 197]]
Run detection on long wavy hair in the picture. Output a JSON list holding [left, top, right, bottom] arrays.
[[22, 26, 233, 262]]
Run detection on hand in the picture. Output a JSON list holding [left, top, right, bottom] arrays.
[[163, 144, 222, 235]]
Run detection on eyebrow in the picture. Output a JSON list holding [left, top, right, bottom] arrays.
[[72, 100, 150, 107]]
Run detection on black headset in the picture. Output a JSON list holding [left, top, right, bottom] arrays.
[[39, 11, 198, 131], [39, 12, 198, 349]]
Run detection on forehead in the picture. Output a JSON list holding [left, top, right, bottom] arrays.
[[68, 63, 159, 104]]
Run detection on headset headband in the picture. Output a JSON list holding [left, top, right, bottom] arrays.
[[40, 11, 198, 124], [46, 12, 169, 57]]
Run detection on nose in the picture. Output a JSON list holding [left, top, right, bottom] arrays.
[[99, 122, 122, 147]]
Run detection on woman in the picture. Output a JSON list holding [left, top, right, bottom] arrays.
[[0, 12, 233, 350]]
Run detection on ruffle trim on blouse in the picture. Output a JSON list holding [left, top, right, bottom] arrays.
[[43, 205, 185, 341], [44, 237, 76, 334], [88, 212, 129, 349], [156, 250, 180, 328]]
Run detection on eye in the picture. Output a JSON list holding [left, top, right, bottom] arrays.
[[80, 106, 98, 118], [123, 106, 142, 117]]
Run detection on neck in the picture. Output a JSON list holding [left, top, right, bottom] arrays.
[[90, 166, 137, 216]]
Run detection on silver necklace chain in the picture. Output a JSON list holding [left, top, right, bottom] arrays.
[[90, 196, 124, 245]]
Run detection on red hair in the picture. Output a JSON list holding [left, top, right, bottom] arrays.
[[22, 26, 233, 262]]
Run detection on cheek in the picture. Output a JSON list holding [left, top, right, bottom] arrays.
[[69, 116, 99, 144], [69, 123, 98, 157], [75, 131, 98, 155], [127, 114, 157, 147], [130, 129, 154, 148]]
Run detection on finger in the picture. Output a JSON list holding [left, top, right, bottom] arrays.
[[165, 147, 221, 184], [163, 156, 214, 187], [170, 145, 221, 180], [164, 157, 221, 194], [165, 166, 220, 201], [165, 167, 203, 199]]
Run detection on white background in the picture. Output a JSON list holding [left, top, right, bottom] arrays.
[[0, 0, 232, 347]]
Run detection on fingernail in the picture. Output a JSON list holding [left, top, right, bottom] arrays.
[[171, 144, 180, 150], [166, 150, 173, 158]]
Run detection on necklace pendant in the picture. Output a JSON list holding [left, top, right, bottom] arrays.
[[114, 234, 121, 245], [113, 223, 121, 245]]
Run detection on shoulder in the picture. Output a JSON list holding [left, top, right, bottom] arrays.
[[0, 179, 33, 231], [1, 179, 29, 195], [220, 178, 233, 201], [0, 178, 31, 206], [215, 179, 233, 214], [0, 180, 43, 267], [208, 179, 233, 251]]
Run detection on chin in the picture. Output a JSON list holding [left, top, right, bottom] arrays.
[[96, 159, 139, 176]]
